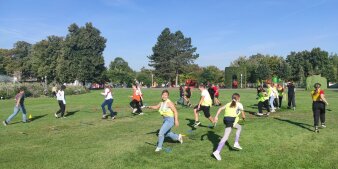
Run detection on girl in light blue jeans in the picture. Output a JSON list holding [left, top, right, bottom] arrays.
[[147, 90, 183, 152]]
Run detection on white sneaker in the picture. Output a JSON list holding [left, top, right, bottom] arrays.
[[193, 121, 201, 127], [178, 134, 183, 144], [271, 109, 276, 113], [54, 113, 58, 118], [321, 124, 326, 128], [266, 112, 270, 116], [155, 147, 162, 152], [234, 142, 242, 150], [138, 112, 144, 115], [141, 106, 146, 108], [257, 113, 263, 116], [213, 151, 221, 161], [132, 109, 137, 113]]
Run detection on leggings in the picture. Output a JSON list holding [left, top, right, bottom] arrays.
[[312, 101, 325, 127], [215, 123, 242, 152]]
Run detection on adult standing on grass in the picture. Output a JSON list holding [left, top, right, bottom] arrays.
[[55, 85, 66, 118], [212, 93, 246, 161], [213, 84, 221, 106], [130, 84, 143, 115], [146, 90, 183, 152], [287, 81, 296, 110], [193, 84, 214, 127], [256, 86, 271, 116], [311, 83, 329, 133], [101, 84, 116, 120], [3, 87, 28, 126]]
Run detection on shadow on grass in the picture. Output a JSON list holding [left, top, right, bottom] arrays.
[[185, 118, 210, 131], [65, 110, 80, 117], [274, 117, 313, 131], [30, 114, 48, 122], [201, 131, 236, 152]]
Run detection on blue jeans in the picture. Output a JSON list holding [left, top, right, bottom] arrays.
[[157, 117, 179, 149], [6, 104, 27, 123], [101, 99, 115, 117], [269, 96, 276, 109]]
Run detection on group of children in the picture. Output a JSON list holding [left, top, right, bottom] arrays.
[[256, 81, 297, 116], [2, 81, 329, 161]]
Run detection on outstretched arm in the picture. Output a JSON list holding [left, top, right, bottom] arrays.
[[147, 103, 161, 110]]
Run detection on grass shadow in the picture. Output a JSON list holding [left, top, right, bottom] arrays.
[[65, 110, 80, 117], [201, 131, 236, 152], [30, 114, 48, 122], [274, 117, 313, 131], [185, 118, 210, 131]]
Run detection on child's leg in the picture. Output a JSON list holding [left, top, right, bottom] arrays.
[[107, 99, 115, 117], [101, 100, 108, 115], [258, 101, 263, 113], [234, 124, 242, 143], [193, 106, 199, 122], [215, 127, 232, 153], [20, 105, 27, 122], [6, 106, 21, 123], [157, 118, 174, 149]]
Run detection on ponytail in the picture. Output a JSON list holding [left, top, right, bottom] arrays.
[[230, 93, 240, 108]]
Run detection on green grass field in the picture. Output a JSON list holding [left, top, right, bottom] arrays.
[[0, 88, 337, 169]]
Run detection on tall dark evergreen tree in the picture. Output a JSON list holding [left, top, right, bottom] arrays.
[[148, 28, 199, 86]]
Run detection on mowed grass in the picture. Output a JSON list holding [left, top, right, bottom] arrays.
[[0, 88, 337, 169]]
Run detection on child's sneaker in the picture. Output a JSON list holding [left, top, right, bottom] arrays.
[[234, 142, 242, 150], [193, 121, 201, 127], [213, 151, 221, 161], [256, 113, 263, 116], [3, 121, 8, 126], [155, 147, 162, 152], [178, 134, 183, 144], [321, 123, 326, 128]]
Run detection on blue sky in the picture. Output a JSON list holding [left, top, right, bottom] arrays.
[[1, 0, 338, 71]]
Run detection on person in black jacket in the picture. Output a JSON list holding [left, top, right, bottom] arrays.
[[287, 81, 296, 110]]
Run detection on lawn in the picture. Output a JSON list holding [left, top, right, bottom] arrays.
[[0, 88, 337, 169]]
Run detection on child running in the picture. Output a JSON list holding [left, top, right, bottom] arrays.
[[55, 85, 66, 118], [101, 84, 116, 120], [311, 83, 329, 133], [146, 90, 183, 152], [184, 86, 192, 107], [130, 84, 143, 115], [3, 87, 28, 126], [256, 86, 271, 116], [193, 84, 214, 127], [212, 93, 246, 161]]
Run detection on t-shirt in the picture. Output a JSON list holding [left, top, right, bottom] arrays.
[[288, 85, 295, 95], [311, 89, 324, 102], [56, 90, 66, 104], [15, 93, 25, 106], [208, 87, 215, 97], [213, 86, 219, 96], [201, 89, 212, 106], [224, 102, 244, 127], [103, 88, 113, 100]]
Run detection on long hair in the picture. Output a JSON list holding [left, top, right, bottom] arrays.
[[230, 93, 240, 108]]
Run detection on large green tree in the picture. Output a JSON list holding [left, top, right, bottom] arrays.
[[107, 57, 135, 85], [61, 23, 106, 84], [31, 36, 63, 82], [148, 28, 199, 86]]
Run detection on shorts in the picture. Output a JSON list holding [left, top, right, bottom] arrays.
[[185, 94, 191, 98], [223, 117, 236, 127], [194, 105, 210, 118]]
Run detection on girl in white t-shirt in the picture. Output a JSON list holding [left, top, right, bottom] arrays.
[[101, 85, 115, 120]]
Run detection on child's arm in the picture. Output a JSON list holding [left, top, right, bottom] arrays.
[[241, 111, 246, 120], [168, 101, 179, 127], [214, 105, 226, 123], [198, 96, 204, 109], [147, 103, 161, 110]]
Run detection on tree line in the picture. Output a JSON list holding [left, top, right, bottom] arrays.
[[1, 24, 337, 87]]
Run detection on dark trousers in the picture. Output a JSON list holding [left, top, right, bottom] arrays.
[[101, 99, 115, 117], [288, 94, 296, 108], [312, 102, 326, 126], [278, 96, 283, 108], [130, 100, 142, 113], [273, 98, 279, 107], [56, 100, 66, 117], [258, 100, 270, 113]]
